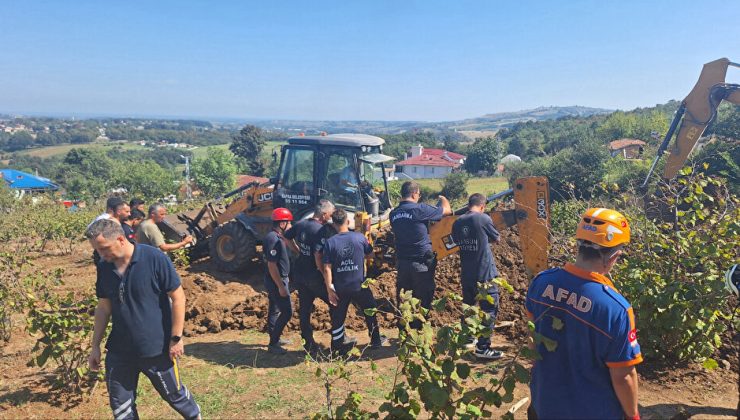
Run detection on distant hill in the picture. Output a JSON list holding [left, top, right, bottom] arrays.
[[246, 106, 613, 135], [444, 106, 613, 131]]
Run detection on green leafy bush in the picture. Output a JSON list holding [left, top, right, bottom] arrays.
[[615, 170, 739, 363], [440, 172, 470, 201]]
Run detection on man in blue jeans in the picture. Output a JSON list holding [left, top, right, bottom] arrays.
[[263, 207, 294, 354], [451, 193, 503, 360], [86, 219, 200, 420]]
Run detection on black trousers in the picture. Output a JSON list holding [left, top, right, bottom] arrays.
[[396, 259, 436, 329], [264, 276, 293, 346], [105, 352, 200, 420], [461, 280, 500, 349], [294, 271, 329, 346], [330, 287, 381, 350]]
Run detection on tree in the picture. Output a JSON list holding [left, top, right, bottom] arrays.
[[192, 148, 237, 197], [230, 125, 266, 176], [507, 136, 526, 157], [112, 160, 177, 200], [440, 171, 469, 201], [6, 131, 34, 151], [463, 136, 500, 174]]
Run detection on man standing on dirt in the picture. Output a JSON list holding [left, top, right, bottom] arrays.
[[451, 193, 503, 360], [284, 199, 336, 352], [263, 207, 294, 355], [136, 204, 193, 253], [86, 219, 201, 420], [390, 181, 451, 328], [526, 208, 641, 419], [322, 208, 387, 353]]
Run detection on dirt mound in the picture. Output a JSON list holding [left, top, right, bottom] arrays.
[[182, 229, 534, 341]]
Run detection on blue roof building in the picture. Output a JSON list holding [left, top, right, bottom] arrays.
[[0, 169, 59, 192]]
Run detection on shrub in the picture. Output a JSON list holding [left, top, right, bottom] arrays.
[[440, 171, 470, 202]]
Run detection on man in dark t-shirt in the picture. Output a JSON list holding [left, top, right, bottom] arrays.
[[263, 208, 294, 354], [284, 199, 336, 351], [389, 181, 451, 328], [86, 219, 200, 420], [451, 193, 503, 359], [321, 209, 386, 353]]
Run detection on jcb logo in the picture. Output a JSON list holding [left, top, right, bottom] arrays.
[[536, 191, 547, 220], [258, 192, 273, 202]]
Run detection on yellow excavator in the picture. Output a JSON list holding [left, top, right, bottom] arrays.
[[172, 133, 551, 276], [642, 57, 739, 186]]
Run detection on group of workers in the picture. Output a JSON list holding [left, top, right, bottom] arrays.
[[82, 182, 740, 420]]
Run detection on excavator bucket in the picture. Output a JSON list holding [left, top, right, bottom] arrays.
[[663, 58, 737, 179]]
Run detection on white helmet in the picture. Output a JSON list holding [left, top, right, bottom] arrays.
[[725, 264, 739, 297]]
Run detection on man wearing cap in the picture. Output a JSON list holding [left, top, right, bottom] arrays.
[[263, 207, 294, 355], [389, 181, 451, 328], [451, 193, 503, 360], [136, 204, 192, 253], [526, 208, 641, 420]]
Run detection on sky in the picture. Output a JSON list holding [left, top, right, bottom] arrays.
[[1, 1, 738, 121]]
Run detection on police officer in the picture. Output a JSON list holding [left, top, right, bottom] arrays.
[[284, 199, 337, 352], [389, 181, 451, 327], [264, 207, 294, 355], [526, 208, 641, 419], [321, 208, 387, 354], [86, 219, 200, 420], [451, 193, 503, 359]]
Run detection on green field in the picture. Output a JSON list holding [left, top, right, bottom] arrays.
[[17, 140, 150, 158], [416, 176, 509, 196]]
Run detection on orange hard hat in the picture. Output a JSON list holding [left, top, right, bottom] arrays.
[[272, 207, 293, 221], [575, 207, 630, 248]]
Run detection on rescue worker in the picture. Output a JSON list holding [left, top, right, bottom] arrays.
[[263, 207, 294, 355], [86, 219, 200, 420], [526, 208, 641, 419], [389, 181, 451, 328], [321, 208, 387, 354], [451, 193, 503, 359], [284, 199, 338, 352]]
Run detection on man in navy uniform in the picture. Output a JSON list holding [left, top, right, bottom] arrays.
[[86, 219, 200, 420], [284, 199, 337, 352], [389, 181, 451, 327], [263, 207, 294, 355], [321, 208, 387, 353], [451, 193, 503, 359]]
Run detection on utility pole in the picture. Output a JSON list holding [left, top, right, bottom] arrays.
[[181, 155, 192, 200]]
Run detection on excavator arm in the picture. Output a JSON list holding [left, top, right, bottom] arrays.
[[643, 58, 740, 186], [429, 177, 550, 277]]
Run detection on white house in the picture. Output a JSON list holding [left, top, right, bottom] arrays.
[[395, 145, 466, 179]]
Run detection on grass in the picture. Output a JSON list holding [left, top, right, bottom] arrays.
[[416, 176, 509, 197], [17, 140, 149, 158]]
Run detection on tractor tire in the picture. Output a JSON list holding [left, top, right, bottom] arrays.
[[209, 221, 256, 272]]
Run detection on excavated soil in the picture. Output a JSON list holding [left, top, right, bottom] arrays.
[[182, 228, 534, 341]]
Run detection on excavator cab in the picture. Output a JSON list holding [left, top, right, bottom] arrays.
[[273, 134, 395, 224]]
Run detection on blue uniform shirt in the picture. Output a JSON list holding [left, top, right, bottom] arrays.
[[525, 263, 643, 419], [95, 244, 181, 359], [322, 231, 372, 292], [263, 229, 290, 279], [389, 200, 444, 261], [284, 218, 323, 273], [451, 212, 500, 284]]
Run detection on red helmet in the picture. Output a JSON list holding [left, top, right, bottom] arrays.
[[272, 207, 293, 221]]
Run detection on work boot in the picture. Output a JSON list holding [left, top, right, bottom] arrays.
[[370, 335, 389, 349], [268, 343, 288, 355], [474, 347, 504, 360]]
